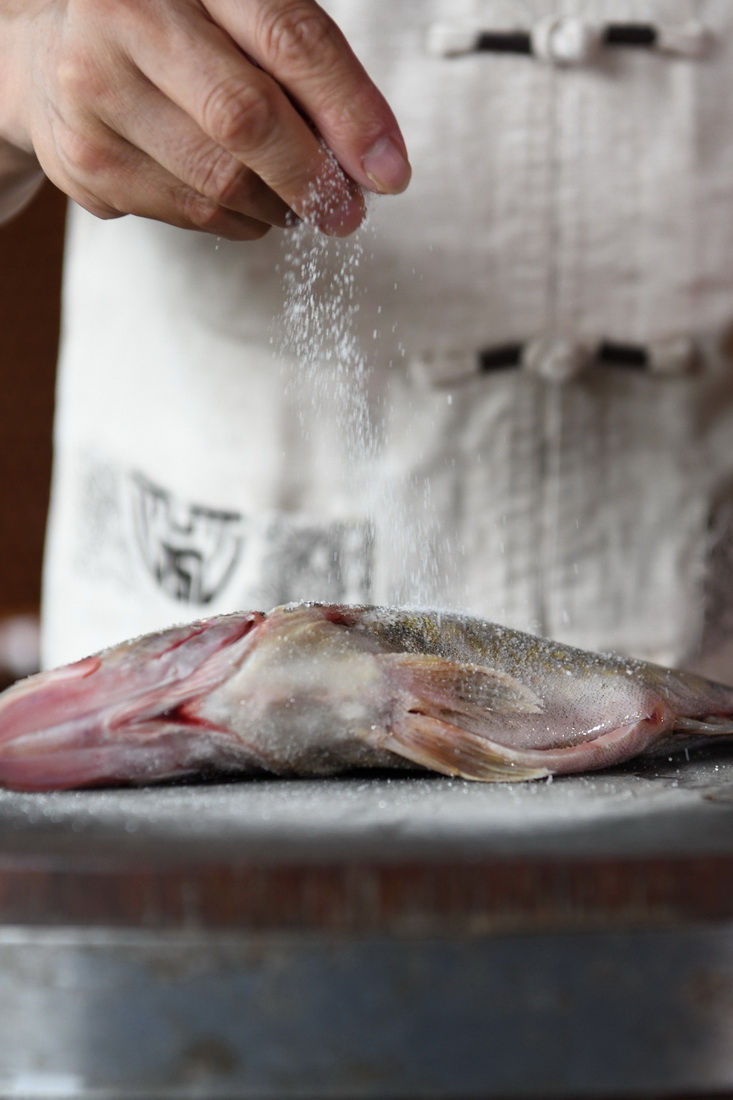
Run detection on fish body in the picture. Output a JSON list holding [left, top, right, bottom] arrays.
[[0, 603, 732, 790]]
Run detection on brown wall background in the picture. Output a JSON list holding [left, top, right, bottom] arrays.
[[0, 184, 66, 618]]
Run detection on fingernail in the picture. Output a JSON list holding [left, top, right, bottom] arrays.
[[362, 136, 411, 194]]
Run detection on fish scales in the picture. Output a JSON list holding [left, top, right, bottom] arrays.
[[0, 602, 732, 790]]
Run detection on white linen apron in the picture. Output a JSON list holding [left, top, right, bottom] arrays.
[[42, 0, 733, 681]]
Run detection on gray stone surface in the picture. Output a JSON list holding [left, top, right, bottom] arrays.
[[0, 747, 732, 865], [1, 753, 733, 1097]]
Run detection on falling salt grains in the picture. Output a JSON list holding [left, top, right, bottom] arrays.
[[274, 155, 374, 470], [272, 152, 442, 606]]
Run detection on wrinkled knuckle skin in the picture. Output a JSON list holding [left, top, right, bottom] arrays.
[[263, 3, 338, 67], [181, 189, 222, 232], [192, 147, 250, 209], [179, 189, 271, 240], [202, 79, 277, 153], [56, 50, 108, 106], [77, 0, 131, 20], [61, 128, 120, 181]]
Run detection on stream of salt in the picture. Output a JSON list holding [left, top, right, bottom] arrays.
[[273, 168, 442, 607]]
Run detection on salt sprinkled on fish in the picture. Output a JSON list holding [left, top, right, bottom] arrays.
[[0, 603, 732, 790]]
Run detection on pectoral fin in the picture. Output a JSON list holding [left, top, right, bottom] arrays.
[[384, 711, 551, 782], [381, 653, 541, 730], [376, 653, 548, 781]]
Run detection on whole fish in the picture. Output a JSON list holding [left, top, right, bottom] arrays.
[[0, 602, 732, 791]]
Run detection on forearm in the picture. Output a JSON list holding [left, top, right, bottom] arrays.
[[0, 141, 44, 224], [0, 2, 44, 224]]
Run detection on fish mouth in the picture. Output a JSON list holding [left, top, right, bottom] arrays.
[[0, 611, 266, 790]]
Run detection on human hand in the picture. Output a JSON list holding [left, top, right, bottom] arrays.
[[0, 0, 411, 237]]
